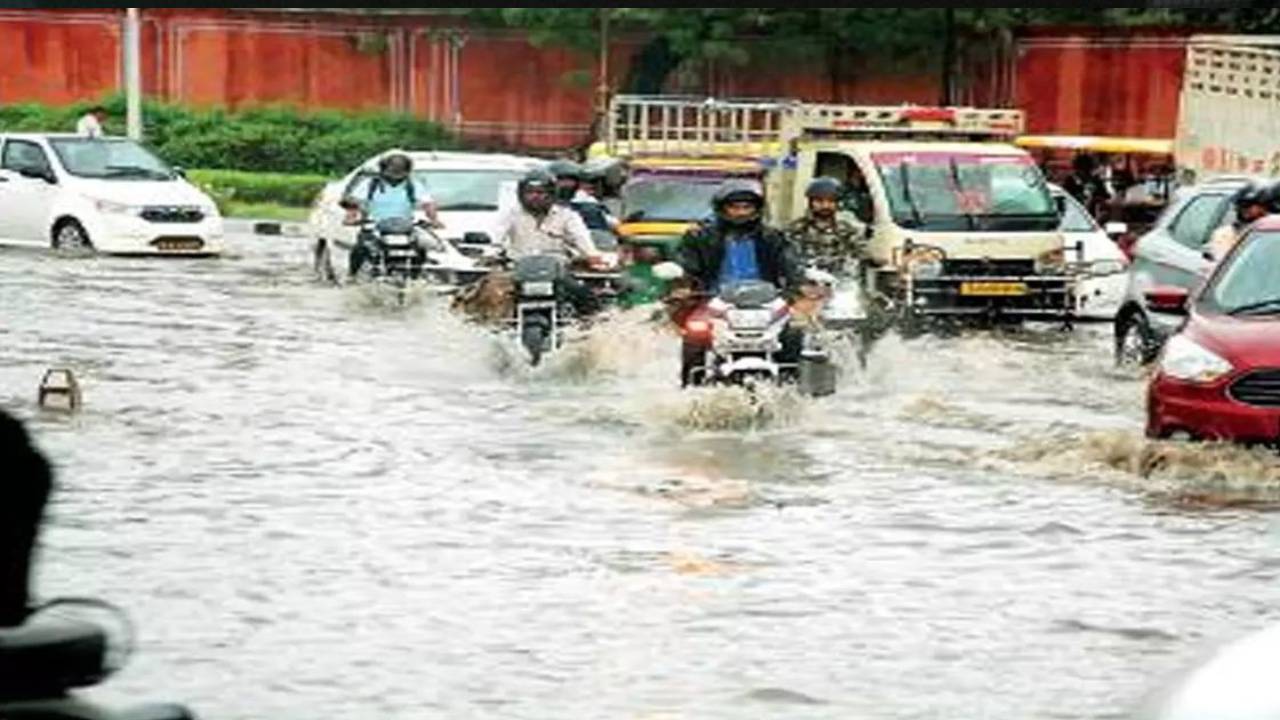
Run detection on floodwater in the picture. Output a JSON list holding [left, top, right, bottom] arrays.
[[3, 234, 1280, 720]]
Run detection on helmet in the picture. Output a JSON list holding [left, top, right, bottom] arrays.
[[379, 151, 413, 182], [712, 179, 765, 229], [1235, 181, 1271, 213], [548, 160, 584, 182], [806, 177, 844, 200], [518, 169, 557, 214]]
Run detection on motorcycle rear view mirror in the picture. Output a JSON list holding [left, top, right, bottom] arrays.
[[652, 262, 685, 281]]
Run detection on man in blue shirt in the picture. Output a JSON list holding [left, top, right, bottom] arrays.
[[343, 152, 443, 278], [671, 180, 808, 387]]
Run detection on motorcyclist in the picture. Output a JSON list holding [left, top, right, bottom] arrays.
[[670, 179, 809, 387], [342, 151, 443, 278], [787, 177, 867, 270], [1208, 180, 1277, 263], [490, 168, 608, 317], [549, 159, 619, 233]]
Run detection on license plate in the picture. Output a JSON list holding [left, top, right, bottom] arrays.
[[727, 309, 773, 329], [961, 282, 1029, 297], [522, 281, 555, 298], [388, 250, 416, 258], [154, 238, 203, 252]]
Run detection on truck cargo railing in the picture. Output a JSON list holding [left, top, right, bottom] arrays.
[[1184, 36, 1280, 102], [605, 95, 1026, 157]]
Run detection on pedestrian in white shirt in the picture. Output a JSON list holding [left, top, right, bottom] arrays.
[[76, 106, 107, 138]]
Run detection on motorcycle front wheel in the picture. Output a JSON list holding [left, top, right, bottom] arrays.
[[522, 323, 549, 367]]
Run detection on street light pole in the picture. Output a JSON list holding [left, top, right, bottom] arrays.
[[124, 8, 142, 140]]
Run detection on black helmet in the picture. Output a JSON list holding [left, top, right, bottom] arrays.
[[518, 169, 557, 214], [712, 179, 765, 229], [1235, 181, 1270, 212], [713, 179, 764, 209], [548, 160, 584, 182], [806, 177, 844, 200], [379, 152, 413, 182]]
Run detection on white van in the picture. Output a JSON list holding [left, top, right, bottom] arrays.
[[0, 133, 223, 256]]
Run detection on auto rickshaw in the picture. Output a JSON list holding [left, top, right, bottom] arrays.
[[1017, 135, 1177, 252], [609, 156, 771, 308]]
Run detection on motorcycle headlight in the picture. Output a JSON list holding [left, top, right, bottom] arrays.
[[94, 199, 136, 215], [1159, 335, 1234, 385]]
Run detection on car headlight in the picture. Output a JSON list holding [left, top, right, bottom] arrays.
[[1067, 259, 1127, 277], [94, 199, 136, 215], [903, 246, 946, 280], [1035, 248, 1067, 275], [1159, 335, 1234, 384]]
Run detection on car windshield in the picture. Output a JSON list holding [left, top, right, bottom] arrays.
[[622, 178, 721, 223], [49, 138, 175, 180], [415, 170, 527, 212], [873, 151, 1058, 232], [1201, 230, 1280, 315], [1058, 192, 1100, 233]]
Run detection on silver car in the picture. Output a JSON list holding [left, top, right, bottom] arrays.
[[1112, 176, 1260, 365]]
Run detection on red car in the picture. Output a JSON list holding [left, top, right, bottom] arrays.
[[1148, 216, 1280, 443]]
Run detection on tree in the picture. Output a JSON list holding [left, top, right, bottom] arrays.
[[470, 9, 1249, 100]]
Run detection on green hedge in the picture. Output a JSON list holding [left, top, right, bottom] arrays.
[[186, 169, 330, 213], [0, 94, 457, 176]]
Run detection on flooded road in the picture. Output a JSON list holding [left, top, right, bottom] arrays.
[[4, 235, 1280, 719]]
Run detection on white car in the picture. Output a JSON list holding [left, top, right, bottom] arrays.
[[0, 133, 223, 256], [1051, 184, 1130, 321], [311, 151, 546, 281]]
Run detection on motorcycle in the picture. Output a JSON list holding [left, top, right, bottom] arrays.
[[453, 253, 621, 367], [802, 258, 873, 369], [510, 254, 574, 367], [656, 263, 837, 397], [0, 599, 193, 720]]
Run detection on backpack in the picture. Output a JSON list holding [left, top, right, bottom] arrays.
[[368, 177, 417, 207]]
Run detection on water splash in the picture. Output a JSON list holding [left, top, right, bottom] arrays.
[[995, 432, 1280, 506]]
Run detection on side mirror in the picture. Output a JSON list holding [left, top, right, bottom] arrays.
[[652, 262, 685, 281], [1145, 286, 1190, 315], [172, 166, 187, 179], [19, 166, 56, 184], [1105, 222, 1128, 238]]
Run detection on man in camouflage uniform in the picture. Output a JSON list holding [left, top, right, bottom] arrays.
[[787, 177, 867, 269]]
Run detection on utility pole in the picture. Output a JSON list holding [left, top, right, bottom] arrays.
[[124, 8, 142, 140], [597, 9, 611, 131]]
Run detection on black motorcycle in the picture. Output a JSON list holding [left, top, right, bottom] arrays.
[[353, 216, 429, 284], [0, 599, 193, 720], [511, 255, 574, 366]]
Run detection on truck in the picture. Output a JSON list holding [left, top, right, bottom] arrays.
[[602, 95, 1077, 329], [1175, 35, 1280, 183]]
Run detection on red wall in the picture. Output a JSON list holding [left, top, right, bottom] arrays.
[[1015, 28, 1189, 138], [0, 9, 1194, 150]]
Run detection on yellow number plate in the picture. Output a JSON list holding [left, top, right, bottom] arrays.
[[961, 282, 1029, 297]]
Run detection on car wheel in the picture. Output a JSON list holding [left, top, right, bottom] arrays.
[[52, 219, 94, 253], [1116, 312, 1160, 367]]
